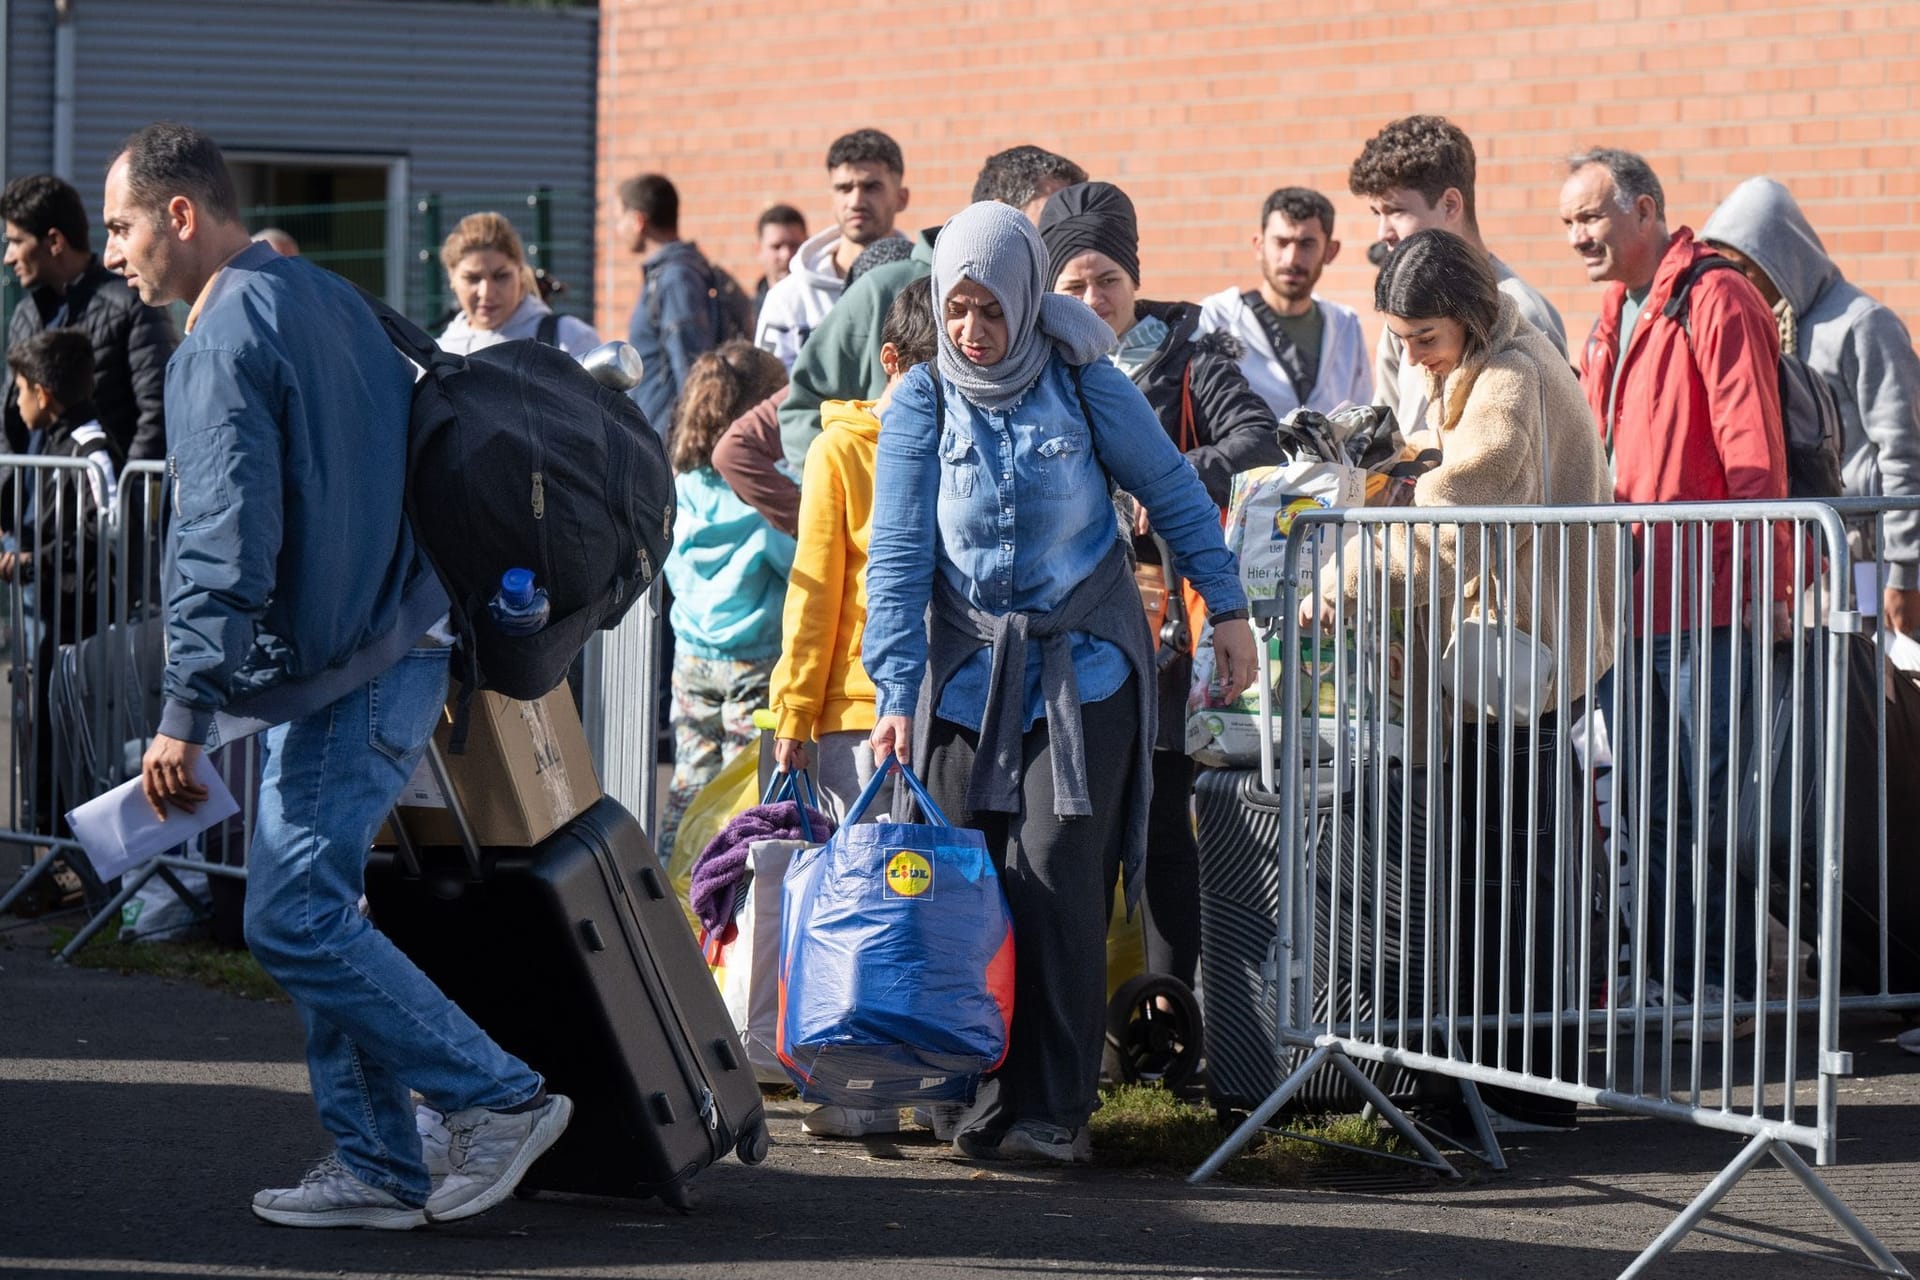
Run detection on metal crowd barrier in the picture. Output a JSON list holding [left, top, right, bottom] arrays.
[[580, 576, 666, 840], [1, 454, 670, 949], [1190, 498, 1911, 1279], [0, 460, 258, 956]]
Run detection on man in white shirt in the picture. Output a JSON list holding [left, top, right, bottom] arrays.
[[754, 129, 910, 369], [1197, 187, 1370, 419], [1348, 115, 1568, 430]]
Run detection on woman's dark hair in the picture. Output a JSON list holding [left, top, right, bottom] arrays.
[[1374, 229, 1501, 362], [671, 340, 787, 474], [880, 283, 937, 367]]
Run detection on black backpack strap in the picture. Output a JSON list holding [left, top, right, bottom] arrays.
[[351, 283, 449, 371], [1240, 290, 1318, 404], [535, 311, 561, 347]]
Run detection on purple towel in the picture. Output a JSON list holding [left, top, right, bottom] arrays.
[[689, 800, 835, 937]]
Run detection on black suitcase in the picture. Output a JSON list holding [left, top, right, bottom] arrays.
[[1749, 634, 1920, 996], [364, 791, 769, 1209], [1194, 763, 1432, 1118]]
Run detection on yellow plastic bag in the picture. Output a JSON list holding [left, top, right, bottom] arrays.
[[1106, 872, 1147, 1000], [667, 743, 762, 936]]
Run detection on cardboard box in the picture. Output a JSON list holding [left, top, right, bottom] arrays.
[[380, 687, 602, 848]]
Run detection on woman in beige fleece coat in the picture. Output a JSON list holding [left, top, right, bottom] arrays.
[[1309, 228, 1616, 714]]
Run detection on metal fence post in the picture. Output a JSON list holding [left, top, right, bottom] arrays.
[[415, 193, 442, 326]]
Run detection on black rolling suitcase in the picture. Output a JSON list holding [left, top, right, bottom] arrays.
[[1194, 762, 1432, 1118], [1749, 634, 1920, 996], [364, 777, 768, 1210]]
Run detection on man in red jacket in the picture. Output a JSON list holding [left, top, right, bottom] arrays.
[[1561, 147, 1789, 1023]]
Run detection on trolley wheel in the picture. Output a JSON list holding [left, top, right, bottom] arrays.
[[735, 1120, 771, 1166], [1105, 973, 1204, 1090]]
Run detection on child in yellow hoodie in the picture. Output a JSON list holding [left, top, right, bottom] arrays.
[[770, 284, 937, 822]]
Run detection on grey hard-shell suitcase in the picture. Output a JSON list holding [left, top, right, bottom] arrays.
[[1194, 763, 1433, 1117], [364, 785, 768, 1210]]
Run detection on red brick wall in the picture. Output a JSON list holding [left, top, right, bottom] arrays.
[[597, 1, 1920, 358]]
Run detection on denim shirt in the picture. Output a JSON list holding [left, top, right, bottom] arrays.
[[628, 241, 719, 435], [866, 354, 1246, 732]]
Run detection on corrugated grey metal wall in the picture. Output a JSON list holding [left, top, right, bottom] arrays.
[[5, 2, 56, 178], [5, 0, 598, 320]]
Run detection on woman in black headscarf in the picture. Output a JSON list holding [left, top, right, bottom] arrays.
[[1040, 182, 1284, 997]]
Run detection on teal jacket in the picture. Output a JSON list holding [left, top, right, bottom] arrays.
[[663, 465, 796, 661], [778, 228, 936, 471]]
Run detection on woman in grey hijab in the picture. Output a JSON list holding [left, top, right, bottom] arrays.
[[864, 201, 1258, 1164]]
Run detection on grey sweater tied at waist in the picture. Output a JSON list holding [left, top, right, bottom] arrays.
[[912, 538, 1157, 912]]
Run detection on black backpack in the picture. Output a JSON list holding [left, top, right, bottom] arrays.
[[647, 254, 754, 346], [1665, 255, 1846, 499], [362, 295, 674, 713]]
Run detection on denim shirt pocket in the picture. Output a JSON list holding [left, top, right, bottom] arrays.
[[939, 427, 977, 498], [1027, 423, 1093, 500]]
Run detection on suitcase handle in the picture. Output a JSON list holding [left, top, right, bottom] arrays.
[[384, 738, 488, 881]]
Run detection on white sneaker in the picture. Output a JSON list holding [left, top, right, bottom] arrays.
[[1694, 984, 1756, 1043], [417, 1105, 451, 1181], [912, 1104, 968, 1143], [251, 1155, 426, 1230], [996, 1120, 1092, 1165], [1897, 1027, 1920, 1056], [801, 1105, 902, 1138], [424, 1094, 573, 1224]]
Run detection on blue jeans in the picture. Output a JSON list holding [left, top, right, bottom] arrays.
[[243, 646, 541, 1205], [1600, 627, 1758, 999]]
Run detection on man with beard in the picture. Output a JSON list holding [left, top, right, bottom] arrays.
[[1198, 187, 1371, 418], [754, 128, 910, 370]]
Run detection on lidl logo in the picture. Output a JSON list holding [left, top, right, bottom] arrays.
[[885, 849, 934, 899], [1271, 496, 1325, 541]]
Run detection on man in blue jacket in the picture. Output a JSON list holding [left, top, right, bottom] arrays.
[[107, 122, 568, 1230]]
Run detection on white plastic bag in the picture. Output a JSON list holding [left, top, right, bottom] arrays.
[[714, 838, 808, 1083]]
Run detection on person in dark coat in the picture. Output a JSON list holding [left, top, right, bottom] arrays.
[[1041, 181, 1283, 995], [3, 173, 174, 461]]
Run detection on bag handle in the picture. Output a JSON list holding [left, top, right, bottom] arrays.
[[764, 767, 821, 842], [845, 753, 951, 828]]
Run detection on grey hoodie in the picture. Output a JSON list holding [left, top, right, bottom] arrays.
[[1703, 178, 1920, 585]]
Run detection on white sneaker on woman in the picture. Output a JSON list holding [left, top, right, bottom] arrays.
[[801, 1105, 902, 1138]]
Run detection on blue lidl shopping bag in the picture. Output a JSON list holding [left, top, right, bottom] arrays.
[[776, 756, 1014, 1106]]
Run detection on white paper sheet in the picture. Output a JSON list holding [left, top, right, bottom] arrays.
[[66, 753, 240, 884]]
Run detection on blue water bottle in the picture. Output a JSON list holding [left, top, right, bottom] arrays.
[[489, 567, 550, 636]]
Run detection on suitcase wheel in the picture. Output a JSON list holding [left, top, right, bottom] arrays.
[[655, 1176, 693, 1214], [735, 1119, 771, 1167], [1105, 973, 1204, 1091]]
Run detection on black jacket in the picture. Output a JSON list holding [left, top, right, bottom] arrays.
[[0, 406, 124, 642], [5, 258, 175, 462], [1128, 299, 1284, 506], [1123, 300, 1282, 750]]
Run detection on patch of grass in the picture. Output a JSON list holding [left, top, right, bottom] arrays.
[[51, 927, 286, 1003], [1090, 1083, 1405, 1185]]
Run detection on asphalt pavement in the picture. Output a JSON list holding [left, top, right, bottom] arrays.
[[2, 917, 1915, 1280]]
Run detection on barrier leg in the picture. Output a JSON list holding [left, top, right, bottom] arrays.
[[1620, 1133, 1912, 1279], [1325, 1052, 1462, 1179], [1451, 1078, 1510, 1172], [1766, 1142, 1913, 1279], [1188, 1043, 1330, 1184], [56, 860, 158, 961], [0, 849, 61, 916]]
